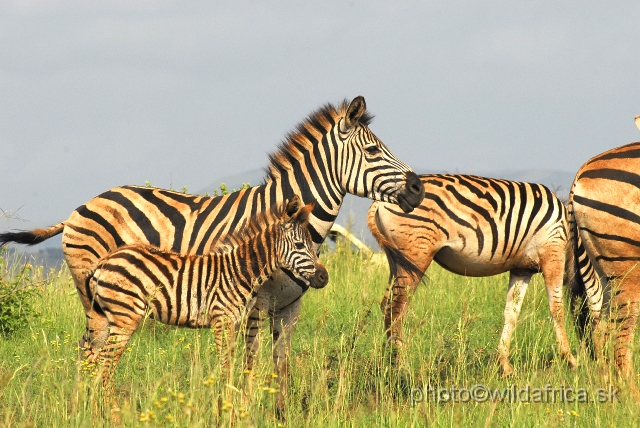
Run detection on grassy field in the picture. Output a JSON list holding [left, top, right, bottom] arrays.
[[1, 239, 639, 427]]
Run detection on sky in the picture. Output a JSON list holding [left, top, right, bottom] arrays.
[[1, 0, 639, 235]]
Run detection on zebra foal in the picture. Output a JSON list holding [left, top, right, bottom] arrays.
[[368, 174, 578, 375], [82, 196, 325, 405]]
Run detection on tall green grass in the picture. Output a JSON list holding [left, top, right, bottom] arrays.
[[1, 240, 638, 427]]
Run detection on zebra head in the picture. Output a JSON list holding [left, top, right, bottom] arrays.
[[277, 195, 327, 287], [337, 96, 425, 213]]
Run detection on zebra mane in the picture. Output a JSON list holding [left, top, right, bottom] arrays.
[[216, 202, 289, 251], [264, 99, 375, 183]]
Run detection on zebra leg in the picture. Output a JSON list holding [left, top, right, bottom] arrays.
[[592, 277, 612, 364], [96, 307, 143, 413], [381, 258, 430, 363], [213, 316, 238, 374], [610, 284, 640, 391], [540, 257, 578, 370], [80, 299, 110, 362], [244, 295, 270, 372], [270, 298, 302, 420], [497, 271, 531, 376]]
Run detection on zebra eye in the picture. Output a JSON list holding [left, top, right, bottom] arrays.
[[295, 242, 305, 250], [365, 146, 381, 156]]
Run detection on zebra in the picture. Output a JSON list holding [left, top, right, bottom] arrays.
[[83, 195, 322, 407], [367, 174, 578, 375], [0, 96, 425, 412], [569, 141, 640, 389]]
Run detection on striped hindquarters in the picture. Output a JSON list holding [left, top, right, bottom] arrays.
[[571, 142, 640, 271], [569, 141, 640, 377]]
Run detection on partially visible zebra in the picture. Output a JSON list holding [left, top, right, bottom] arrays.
[[84, 196, 324, 406], [569, 141, 640, 388], [0, 96, 425, 412], [368, 174, 578, 375]]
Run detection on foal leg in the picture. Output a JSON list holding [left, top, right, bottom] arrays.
[[96, 303, 144, 415], [497, 271, 531, 376]]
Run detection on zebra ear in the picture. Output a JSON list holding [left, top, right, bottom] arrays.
[[284, 195, 302, 219], [295, 199, 316, 225], [345, 96, 367, 128]]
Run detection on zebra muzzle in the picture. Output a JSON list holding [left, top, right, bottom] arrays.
[[397, 171, 425, 213], [309, 263, 329, 289]]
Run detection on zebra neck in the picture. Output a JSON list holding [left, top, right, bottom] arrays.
[[262, 171, 343, 246], [216, 230, 279, 295]]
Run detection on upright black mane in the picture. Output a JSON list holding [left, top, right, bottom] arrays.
[[216, 202, 287, 251], [263, 99, 375, 184]]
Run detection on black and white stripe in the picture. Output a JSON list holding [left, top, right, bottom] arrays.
[[83, 197, 322, 404], [368, 174, 577, 375]]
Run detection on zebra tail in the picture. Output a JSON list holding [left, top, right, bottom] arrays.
[[366, 202, 424, 283], [0, 222, 65, 247], [564, 199, 592, 349]]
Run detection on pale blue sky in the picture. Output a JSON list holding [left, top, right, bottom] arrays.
[[1, 1, 638, 230]]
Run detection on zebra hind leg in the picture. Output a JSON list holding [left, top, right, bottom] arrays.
[[541, 257, 578, 370], [381, 262, 426, 366], [610, 283, 640, 395], [92, 304, 143, 421]]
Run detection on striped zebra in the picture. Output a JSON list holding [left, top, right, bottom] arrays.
[[569, 141, 640, 386], [367, 174, 578, 375], [0, 96, 424, 411], [84, 196, 322, 406]]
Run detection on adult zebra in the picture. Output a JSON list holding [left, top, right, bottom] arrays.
[[0, 96, 425, 412], [569, 141, 640, 387], [368, 174, 578, 375]]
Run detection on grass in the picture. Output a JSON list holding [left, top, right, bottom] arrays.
[[1, 240, 639, 427]]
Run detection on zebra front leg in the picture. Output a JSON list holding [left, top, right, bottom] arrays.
[[497, 271, 531, 376], [271, 298, 302, 420], [213, 316, 238, 377], [244, 295, 269, 372]]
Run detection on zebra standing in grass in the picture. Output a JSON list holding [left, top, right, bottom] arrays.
[[85, 196, 323, 406], [368, 174, 578, 375], [0, 96, 425, 412], [569, 141, 640, 387]]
